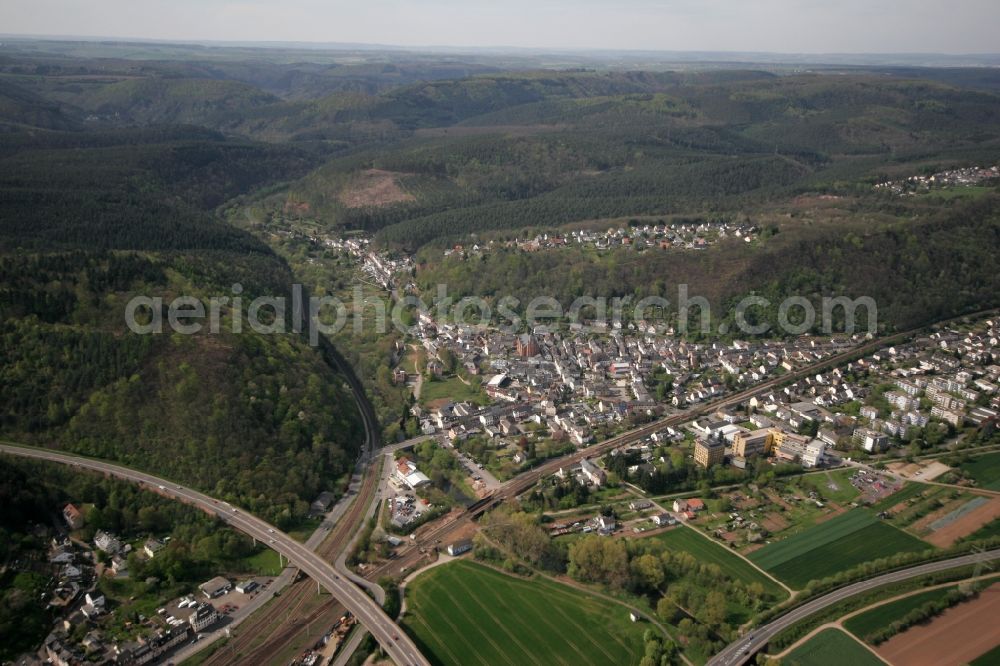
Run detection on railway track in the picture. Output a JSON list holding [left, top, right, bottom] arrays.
[[202, 449, 382, 664], [343, 312, 998, 583], [224, 306, 1000, 664], [245, 598, 342, 665], [198, 292, 389, 665]]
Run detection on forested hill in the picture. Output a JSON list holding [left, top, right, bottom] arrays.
[[0, 125, 319, 252], [0, 118, 364, 526], [2, 43, 1000, 503], [209, 70, 1000, 250], [414, 195, 1000, 335]]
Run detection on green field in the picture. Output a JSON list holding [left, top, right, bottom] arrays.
[[654, 527, 788, 600], [796, 469, 862, 505], [966, 518, 1000, 542], [961, 453, 1000, 491], [971, 643, 1000, 666], [419, 375, 486, 406], [843, 586, 956, 642], [748, 510, 932, 588], [241, 548, 284, 576], [402, 560, 647, 666], [783, 628, 883, 666], [922, 185, 997, 201]]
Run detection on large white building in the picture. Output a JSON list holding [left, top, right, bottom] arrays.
[[189, 602, 220, 632], [395, 458, 431, 489]]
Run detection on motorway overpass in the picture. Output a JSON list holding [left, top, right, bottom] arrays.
[[0, 443, 430, 666], [708, 548, 1000, 666]]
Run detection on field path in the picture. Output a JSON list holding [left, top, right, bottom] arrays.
[[785, 627, 890, 664], [408, 343, 424, 400], [876, 583, 1000, 666], [678, 521, 795, 597], [471, 542, 695, 666], [639, 494, 793, 599], [536, 570, 696, 666]]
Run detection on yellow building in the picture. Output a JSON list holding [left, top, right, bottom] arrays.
[[732, 428, 774, 458], [694, 439, 725, 468]]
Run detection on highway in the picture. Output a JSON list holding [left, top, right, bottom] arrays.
[[7, 312, 989, 664], [708, 548, 1000, 666], [0, 443, 430, 666]]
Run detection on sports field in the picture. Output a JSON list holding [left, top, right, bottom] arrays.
[[783, 628, 882, 666], [843, 586, 956, 642], [796, 469, 862, 504], [960, 453, 1000, 490], [748, 510, 932, 588], [654, 527, 788, 600], [401, 560, 647, 666]]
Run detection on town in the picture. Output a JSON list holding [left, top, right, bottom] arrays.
[[21, 227, 1000, 664], [873, 165, 999, 196]]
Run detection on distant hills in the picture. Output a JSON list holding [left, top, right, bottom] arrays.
[[0, 41, 998, 496]]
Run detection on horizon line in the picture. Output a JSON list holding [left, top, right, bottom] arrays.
[[2, 32, 1000, 60]]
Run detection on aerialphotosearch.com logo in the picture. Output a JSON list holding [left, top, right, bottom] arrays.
[[124, 283, 878, 344]]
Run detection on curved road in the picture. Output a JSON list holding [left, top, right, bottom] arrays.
[[0, 443, 430, 666], [708, 548, 1000, 666]]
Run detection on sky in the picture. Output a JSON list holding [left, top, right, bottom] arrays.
[[2, 0, 998, 54]]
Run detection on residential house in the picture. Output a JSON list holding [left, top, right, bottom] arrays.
[[62, 504, 84, 530], [672, 498, 705, 513], [595, 515, 617, 534], [580, 458, 607, 486], [189, 602, 221, 632], [651, 513, 675, 527], [143, 538, 165, 559]]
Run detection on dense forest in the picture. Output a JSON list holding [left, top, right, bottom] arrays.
[[2, 41, 1000, 509], [415, 196, 1000, 333], [0, 68, 370, 526], [1, 37, 1000, 663]]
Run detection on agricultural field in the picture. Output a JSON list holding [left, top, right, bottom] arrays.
[[959, 452, 1000, 491], [874, 483, 999, 546], [882, 485, 972, 529], [653, 527, 788, 601], [965, 518, 1000, 542], [971, 644, 1000, 666], [748, 509, 932, 588], [877, 585, 1000, 666], [843, 586, 957, 643], [783, 628, 883, 666], [402, 560, 647, 666]]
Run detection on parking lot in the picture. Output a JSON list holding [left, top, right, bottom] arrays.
[[156, 577, 273, 630], [448, 446, 501, 492], [848, 468, 903, 504]]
